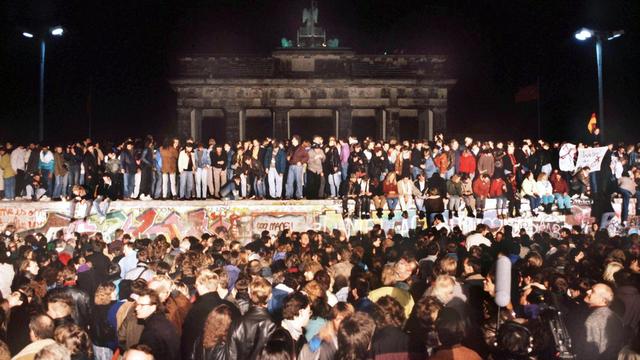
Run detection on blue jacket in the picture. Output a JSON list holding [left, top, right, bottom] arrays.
[[154, 149, 162, 170], [263, 147, 287, 174], [194, 148, 211, 168]]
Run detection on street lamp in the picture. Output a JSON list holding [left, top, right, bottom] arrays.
[[21, 25, 65, 142], [574, 28, 624, 142]]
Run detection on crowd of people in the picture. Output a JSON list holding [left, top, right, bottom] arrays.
[[1, 134, 639, 225], [0, 203, 638, 359]]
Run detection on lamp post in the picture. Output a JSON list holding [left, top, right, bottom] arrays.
[[574, 28, 624, 142], [22, 26, 64, 142]]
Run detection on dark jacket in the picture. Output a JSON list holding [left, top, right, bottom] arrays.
[[139, 312, 180, 360], [82, 151, 98, 179], [263, 147, 287, 174], [120, 150, 137, 173], [191, 339, 228, 360], [288, 145, 309, 165], [210, 151, 228, 170], [325, 147, 341, 171], [227, 305, 277, 360], [181, 292, 240, 360], [371, 325, 411, 360]]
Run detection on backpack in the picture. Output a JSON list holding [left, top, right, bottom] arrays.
[[118, 266, 149, 300]]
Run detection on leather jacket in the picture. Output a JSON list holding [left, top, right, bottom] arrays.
[[227, 305, 276, 360]]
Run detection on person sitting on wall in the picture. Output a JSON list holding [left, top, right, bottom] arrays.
[[340, 173, 361, 219], [69, 184, 92, 220], [25, 173, 48, 201], [220, 175, 242, 200]]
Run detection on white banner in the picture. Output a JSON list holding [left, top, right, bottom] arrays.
[[576, 146, 608, 172], [558, 143, 577, 172]]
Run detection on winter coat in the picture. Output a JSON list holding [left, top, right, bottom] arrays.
[[139, 312, 180, 360], [180, 292, 240, 360], [227, 306, 277, 360], [160, 147, 178, 173], [459, 153, 476, 174], [263, 147, 287, 174], [477, 153, 495, 177]]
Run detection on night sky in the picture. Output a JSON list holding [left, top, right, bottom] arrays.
[[1, 0, 639, 144]]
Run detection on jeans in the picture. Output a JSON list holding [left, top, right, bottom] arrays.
[[93, 196, 111, 217], [620, 188, 633, 222], [179, 171, 194, 199], [286, 164, 304, 199], [494, 195, 507, 212], [53, 173, 69, 199], [387, 197, 399, 211], [267, 168, 283, 199], [123, 172, 135, 198], [341, 163, 349, 181], [26, 185, 46, 200], [268, 168, 283, 198], [411, 166, 422, 180], [153, 169, 163, 198], [526, 195, 541, 211], [254, 178, 266, 198], [162, 173, 177, 198], [195, 167, 208, 198], [589, 171, 598, 194], [541, 194, 554, 205], [327, 172, 341, 198], [554, 193, 572, 209], [69, 165, 81, 187], [3, 176, 15, 200], [41, 169, 53, 196]]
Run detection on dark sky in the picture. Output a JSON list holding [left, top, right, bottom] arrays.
[[1, 0, 639, 144]]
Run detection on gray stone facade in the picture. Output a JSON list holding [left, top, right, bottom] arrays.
[[169, 49, 455, 142]]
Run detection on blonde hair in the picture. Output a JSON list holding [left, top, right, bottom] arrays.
[[603, 262, 624, 284], [195, 268, 219, 291], [381, 264, 397, 286], [439, 257, 457, 276], [428, 275, 456, 304]]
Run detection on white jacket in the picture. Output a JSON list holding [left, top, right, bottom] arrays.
[[178, 150, 196, 173], [535, 180, 553, 196], [10, 147, 27, 172], [521, 177, 537, 197]]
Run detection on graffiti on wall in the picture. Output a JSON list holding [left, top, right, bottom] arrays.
[[0, 199, 633, 242]]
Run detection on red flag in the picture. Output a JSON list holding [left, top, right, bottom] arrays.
[[515, 84, 539, 103], [587, 113, 598, 134]]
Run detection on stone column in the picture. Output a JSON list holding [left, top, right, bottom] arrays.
[[190, 109, 203, 142], [375, 108, 385, 140], [177, 108, 191, 140], [433, 108, 447, 137], [224, 108, 241, 143], [338, 107, 352, 139], [273, 108, 289, 140], [417, 108, 429, 140], [385, 108, 400, 141]]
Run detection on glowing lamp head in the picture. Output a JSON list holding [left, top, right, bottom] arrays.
[[575, 28, 593, 41], [50, 27, 64, 36]]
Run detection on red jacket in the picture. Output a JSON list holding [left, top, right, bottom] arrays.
[[551, 176, 569, 194], [459, 153, 476, 174], [473, 177, 491, 197], [489, 178, 506, 197]]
